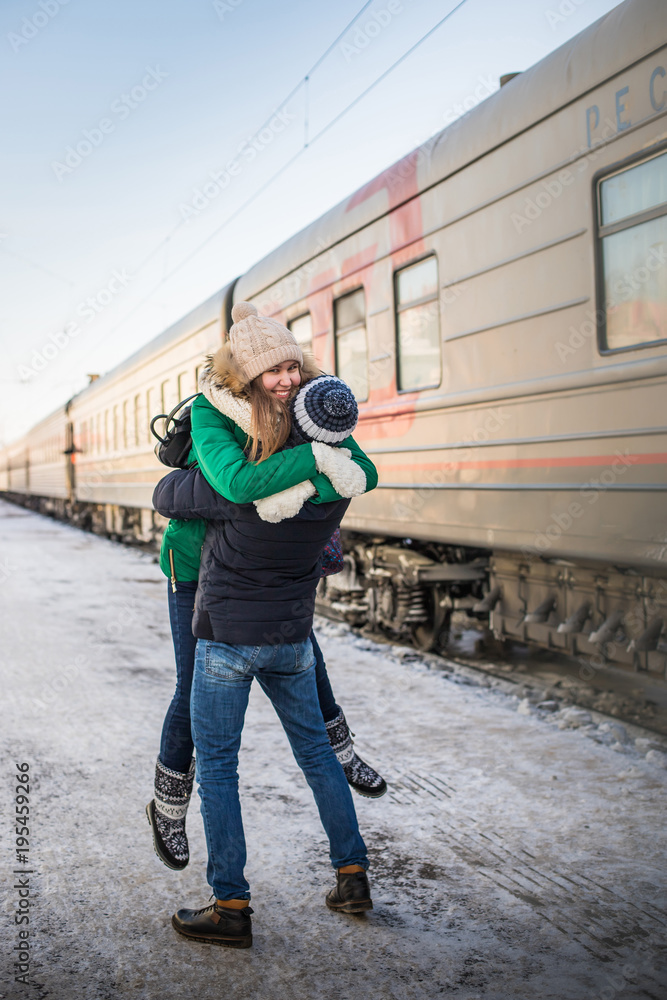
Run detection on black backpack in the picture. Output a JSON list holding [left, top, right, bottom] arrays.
[[150, 394, 200, 468]]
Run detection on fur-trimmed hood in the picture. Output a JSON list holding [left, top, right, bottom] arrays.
[[198, 340, 322, 431]]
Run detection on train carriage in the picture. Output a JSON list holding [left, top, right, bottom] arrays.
[[2, 0, 666, 677], [1, 408, 69, 510]]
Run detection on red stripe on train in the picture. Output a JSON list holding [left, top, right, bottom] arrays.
[[377, 453, 667, 471]]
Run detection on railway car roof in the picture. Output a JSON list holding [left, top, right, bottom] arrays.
[[235, 0, 665, 304]]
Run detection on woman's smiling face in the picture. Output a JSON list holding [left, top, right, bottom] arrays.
[[261, 360, 301, 400]]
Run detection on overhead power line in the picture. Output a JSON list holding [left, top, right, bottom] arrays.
[[98, 0, 379, 302], [74, 0, 471, 359]]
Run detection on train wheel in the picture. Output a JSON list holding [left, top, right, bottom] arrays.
[[412, 586, 450, 652]]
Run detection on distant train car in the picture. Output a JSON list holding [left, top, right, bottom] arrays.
[[2, 0, 665, 678], [1, 407, 70, 512], [1, 286, 233, 537], [1, 436, 29, 495]]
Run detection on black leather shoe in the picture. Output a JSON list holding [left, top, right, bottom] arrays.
[[325, 869, 373, 914], [172, 900, 253, 947]]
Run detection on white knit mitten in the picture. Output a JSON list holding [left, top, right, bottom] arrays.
[[311, 441, 367, 498], [254, 480, 317, 523]]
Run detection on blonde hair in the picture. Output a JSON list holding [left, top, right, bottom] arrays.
[[246, 378, 291, 463]]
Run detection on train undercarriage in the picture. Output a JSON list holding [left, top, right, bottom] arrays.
[[1, 493, 157, 547], [318, 531, 667, 684], [316, 534, 488, 652]]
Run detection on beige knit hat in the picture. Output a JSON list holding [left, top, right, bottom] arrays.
[[228, 302, 303, 381]]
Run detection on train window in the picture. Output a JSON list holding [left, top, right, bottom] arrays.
[[395, 256, 441, 391], [134, 394, 141, 447], [146, 388, 154, 444], [177, 371, 189, 401], [122, 400, 129, 450], [597, 149, 667, 351], [600, 153, 667, 225], [334, 289, 368, 402], [288, 313, 313, 353]]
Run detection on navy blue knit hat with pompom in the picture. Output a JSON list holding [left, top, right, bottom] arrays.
[[290, 375, 358, 444]]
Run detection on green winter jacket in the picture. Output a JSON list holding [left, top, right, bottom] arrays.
[[159, 394, 377, 586]]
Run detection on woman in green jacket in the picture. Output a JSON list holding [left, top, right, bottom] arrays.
[[147, 302, 386, 873]]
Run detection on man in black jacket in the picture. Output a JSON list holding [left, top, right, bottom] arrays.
[[153, 467, 371, 948]]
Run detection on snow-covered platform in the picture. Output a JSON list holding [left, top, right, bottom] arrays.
[[1, 498, 666, 999]]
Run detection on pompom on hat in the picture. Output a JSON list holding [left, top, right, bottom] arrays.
[[290, 375, 358, 444], [228, 301, 303, 381]]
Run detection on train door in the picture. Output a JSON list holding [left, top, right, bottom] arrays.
[[64, 420, 76, 501]]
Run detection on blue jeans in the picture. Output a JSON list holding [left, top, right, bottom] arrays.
[[311, 630, 339, 723], [160, 581, 198, 772], [191, 637, 368, 900], [159, 578, 339, 772]]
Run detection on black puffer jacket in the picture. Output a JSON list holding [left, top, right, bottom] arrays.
[[153, 468, 349, 645]]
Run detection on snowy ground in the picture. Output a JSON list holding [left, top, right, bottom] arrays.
[[1, 498, 666, 1000]]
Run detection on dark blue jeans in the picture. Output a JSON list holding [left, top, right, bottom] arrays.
[[159, 581, 340, 773], [310, 630, 339, 724], [192, 637, 367, 899], [160, 581, 198, 773]]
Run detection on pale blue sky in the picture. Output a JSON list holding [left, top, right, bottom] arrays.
[[1, 0, 624, 442]]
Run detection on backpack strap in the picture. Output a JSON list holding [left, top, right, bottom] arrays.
[[151, 393, 201, 469], [150, 393, 200, 444]]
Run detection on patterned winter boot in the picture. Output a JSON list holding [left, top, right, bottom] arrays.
[[146, 757, 195, 870], [325, 710, 387, 798]]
